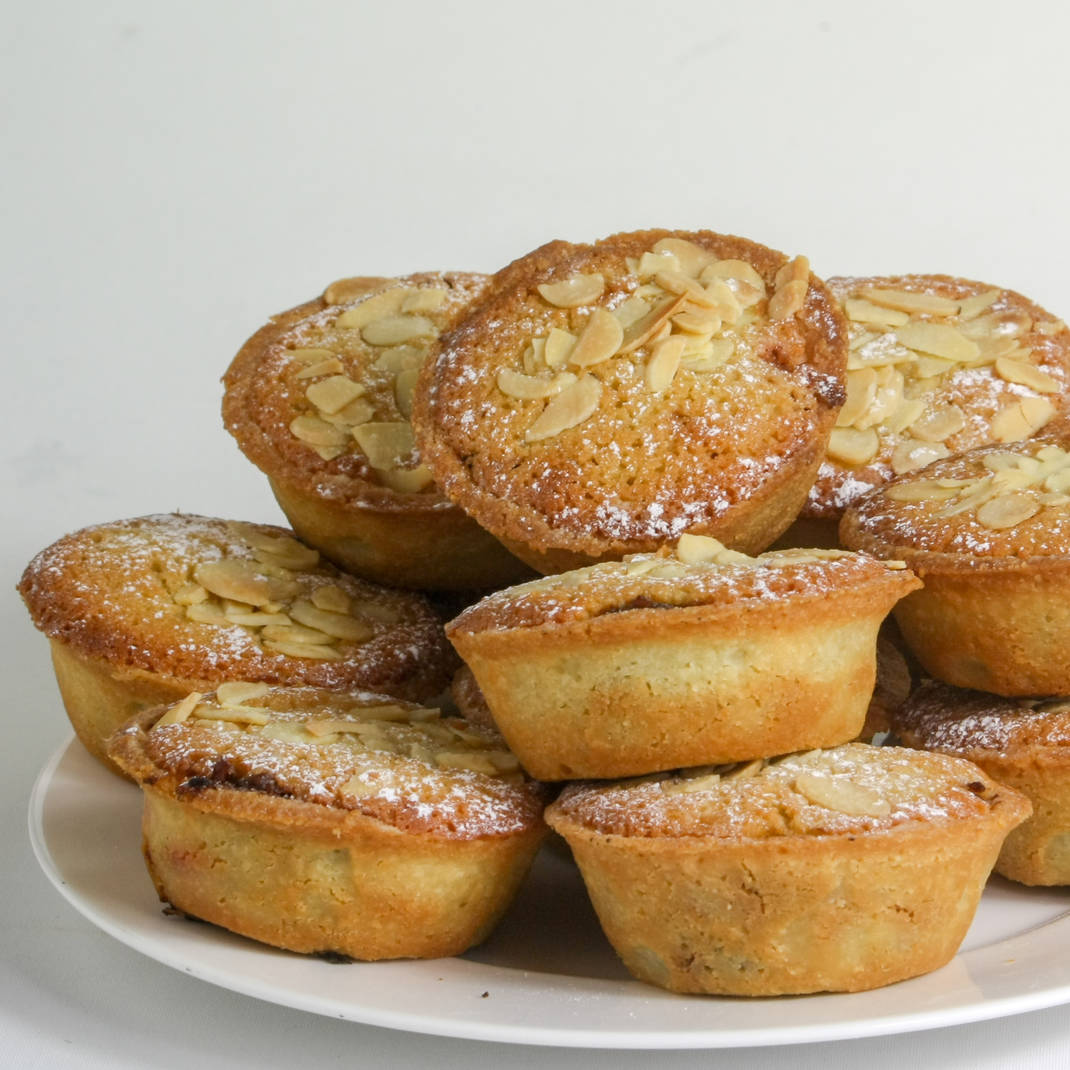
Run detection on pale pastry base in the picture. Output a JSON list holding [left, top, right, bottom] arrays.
[[457, 614, 878, 781], [554, 819, 1008, 995], [49, 640, 196, 778], [269, 476, 533, 591], [892, 567, 1070, 696], [140, 788, 543, 960]]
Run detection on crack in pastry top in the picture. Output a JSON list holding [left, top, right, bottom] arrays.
[[419, 232, 846, 545], [550, 743, 1010, 839], [115, 686, 544, 839], [17, 513, 447, 690], [447, 535, 910, 633]]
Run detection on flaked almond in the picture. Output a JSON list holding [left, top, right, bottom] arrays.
[[794, 772, 891, 816], [653, 268, 708, 302], [861, 287, 958, 317], [524, 375, 602, 442], [378, 465, 434, 493], [884, 480, 963, 502], [895, 321, 979, 362], [311, 585, 350, 614], [537, 273, 605, 308], [544, 327, 578, 367], [618, 293, 688, 353], [880, 397, 927, 435], [222, 609, 291, 627], [361, 314, 436, 346], [995, 356, 1060, 394], [328, 396, 375, 428], [262, 621, 334, 646], [155, 691, 203, 727], [956, 289, 1001, 321], [774, 255, 810, 290], [185, 602, 226, 625], [844, 299, 910, 327], [401, 287, 449, 313], [891, 438, 951, 475], [216, 682, 271, 707], [976, 491, 1041, 530], [910, 404, 965, 443], [990, 396, 1056, 443], [262, 639, 342, 661], [334, 288, 406, 328], [675, 533, 727, 564], [290, 414, 349, 448], [612, 296, 651, 331], [394, 367, 420, 419], [636, 250, 679, 278], [651, 237, 715, 277], [644, 335, 686, 392], [288, 346, 337, 365], [352, 421, 415, 468], [371, 344, 424, 374], [295, 358, 346, 380], [768, 279, 807, 320], [323, 277, 385, 306], [194, 559, 299, 607], [289, 598, 375, 641], [827, 427, 880, 466], [173, 581, 208, 606], [854, 366, 904, 430], [836, 367, 879, 428], [673, 307, 721, 334], [497, 368, 578, 399], [700, 259, 765, 293], [194, 705, 272, 726], [569, 308, 624, 368], [306, 375, 366, 415]]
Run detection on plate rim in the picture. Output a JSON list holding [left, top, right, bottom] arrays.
[[27, 736, 1070, 1050]]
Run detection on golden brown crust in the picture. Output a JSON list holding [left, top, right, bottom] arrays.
[[807, 274, 1070, 519], [413, 229, 847, 569], [18, 513, 454, 701]]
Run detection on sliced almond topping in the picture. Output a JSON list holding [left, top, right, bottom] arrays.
[[681, 338, 734, 371], [644, 335, 686, 392], [306, 375, 366, 415], [960, 308, 1033, 340], [435, 751, 500, 775], [854, 366, 904, 431], [222, 609, 291, 627], [774, 255, 810, 289], [861, 287, 958, 317], [880, 397, 927, 435], [976, 491, 1041, 530], [352, 421, 416, 468], [497, 368, 578, 399], [768, 279, 808, 320], [910, 404, 966, 443], [827, 427, 880, 466], [323, 277, 385, 306], [672, 308, 721, 335], [636, 250, 679, 278], [661, 771, 721, 795], [544, 327, 578, 367], [653, 268, 708, 301], [836, 367, 879, 428], [196, 705, 272, 726], [524, 375, 602, 442], [295, 358, 346, 380], [401, 287, 449, 313], [361, 314, 436, 347], [700, 259, 765, 292], [612, 296, 651, 331], [289, 598, 375, 642], [618, 293, 688, 354], [311, 584, 350, 614], [895, 322, 979, 362], [245, 531, 320, 570], [794, 772, 891, 816], [155, 691, 203, 727], [173, 582, 208, 606], [194, 559, 298, 607], [569, 308, 624, 368], [262, 622, 334, 646], [956, 289, 1001, 321], [536, 273, 605, 308], [843, 299, 910, 328], [288, 346, 337, 365], [185, 602, 227, 625], [990, 396, 1055, 442], [1037, 318, 1067, 337], [394, 368, 419, 419], [262, 639, 343, 661], [371, 345, 424, 375], [216, 681, 271, 707], [651, 237, 715, 277], [290, 414, 349, 448], [675, 533, 727, 564], [378, 465, 434, 493], [891, 438, 950, 476], [884, 480, 962, 502], [995, 357, 1060, 394], [328, 396, 375, 428], [333, 288, 406, 328]]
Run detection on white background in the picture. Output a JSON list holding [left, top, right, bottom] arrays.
[[4, 2, 1070, 1066]]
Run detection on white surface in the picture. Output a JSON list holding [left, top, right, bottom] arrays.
[[6, 2, 1070, 1067], [28, 738, 1070, 1049]]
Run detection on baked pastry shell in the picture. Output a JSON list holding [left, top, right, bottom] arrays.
[[109, 699, 547, 960], [223, 285, 532, 591], [448, 574, 916, 780], [894, 683, 1070, 885]]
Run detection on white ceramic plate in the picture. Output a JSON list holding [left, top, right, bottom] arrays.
[[28, 737, 1070, 1049]]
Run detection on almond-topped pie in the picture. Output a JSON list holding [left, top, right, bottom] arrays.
[[840, 436, 1070, 695], [446, 533, 920, 779], [803, 273, 1070, 531], [546, 743, 1029, 995], [222, 272, 531, 590], [894, 681, 1070, 886], [18, 513, 453, 774], [109, 685, 547, 959], [412, 229, 848, 573]]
